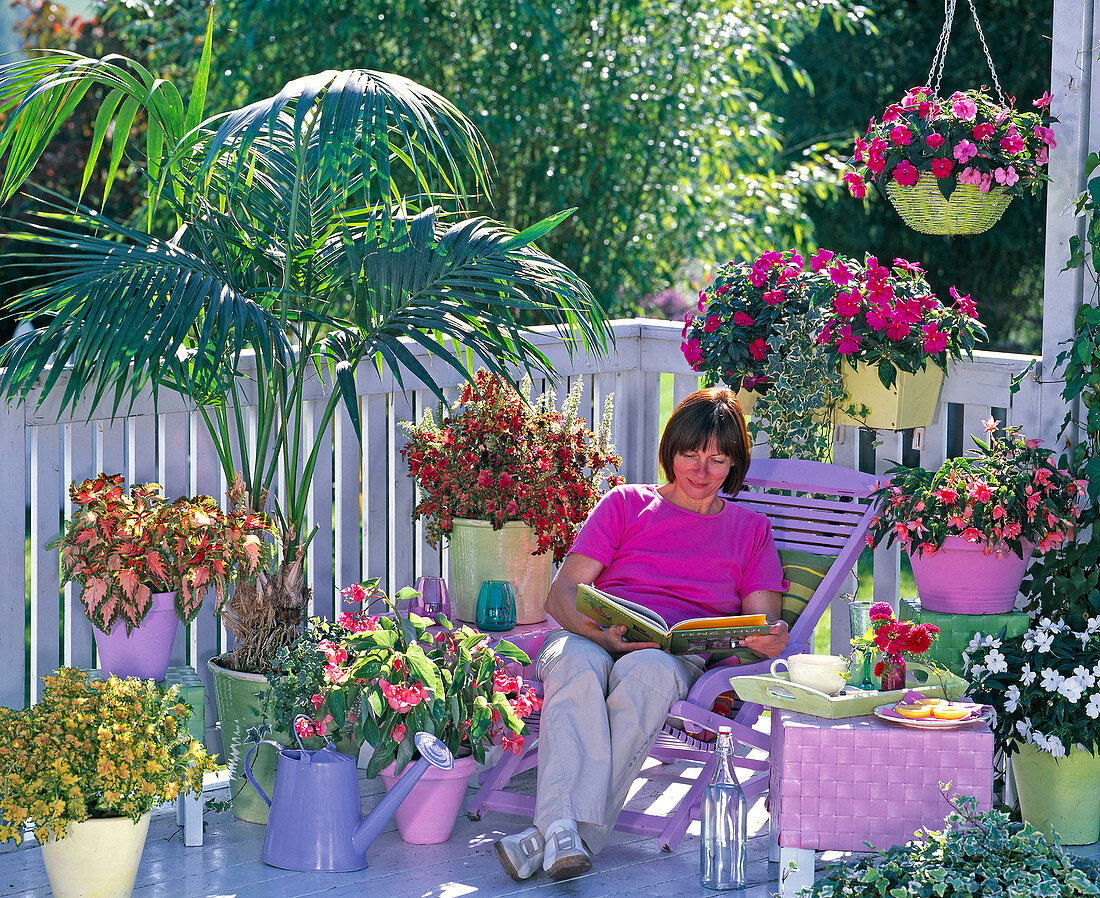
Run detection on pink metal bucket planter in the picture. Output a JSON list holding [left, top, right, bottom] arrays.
[[909, 536, 1033, 613], [92, 591, 178, 681]]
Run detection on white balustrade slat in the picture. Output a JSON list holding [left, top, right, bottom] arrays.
[[333, 405, 362, 606], [307, 398, 335, 620], [189, 416, 225, 750], [0, 402, 26, 708], [63, 423, 97, 670], [389, 390, 416, 596], [364, 393, 389, 591], [127, 415, 157, 485], [2, 319, 1045, 709], [29, 424, 61, 702]]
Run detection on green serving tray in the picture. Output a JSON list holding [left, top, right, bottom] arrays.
[[728, 662, 968, 719]]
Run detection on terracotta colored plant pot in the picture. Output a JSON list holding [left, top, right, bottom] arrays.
[[92, 591, 178, 681], [378, 753, 477, 844], [909, 536, 1033, 614]]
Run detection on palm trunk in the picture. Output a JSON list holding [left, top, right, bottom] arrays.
[[220, 532, 311, 674]]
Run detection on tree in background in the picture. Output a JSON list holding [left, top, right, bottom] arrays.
[[774, 0, 1051, 352], [59, 0, 869, 320]]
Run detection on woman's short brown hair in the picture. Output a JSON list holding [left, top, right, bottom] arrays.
[[658, 387, 750, 496]]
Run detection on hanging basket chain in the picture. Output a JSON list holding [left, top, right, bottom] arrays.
[[926, 0, 1005, 103]]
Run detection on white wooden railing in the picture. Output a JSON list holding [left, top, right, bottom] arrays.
[[0, 319, 1045, 751]]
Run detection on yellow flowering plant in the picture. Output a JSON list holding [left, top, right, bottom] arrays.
[[0, 668, 217, 845]]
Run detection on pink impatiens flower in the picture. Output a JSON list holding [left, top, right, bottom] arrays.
[[748, 338, 769, 361], [704, 315, 721, 333], [995, 166, 1019, 186], [828, 262, 852, 286], [1000, 129, 1026, 154], [926, 133, 945, 149], [972, 121, 995, 141], [835, 323, 861, 355], [810, 249, 835, 271], [892, 160, 919, 186], [843, 172, 867, 198], [931, 158, 953, 178], [762, 289, 786, 306], [733, 311, 755, 326], [922, 323, 950, 353], [951, 95, 978, 121], [889, 125, 913, 145], [953, 140, 978, 163]]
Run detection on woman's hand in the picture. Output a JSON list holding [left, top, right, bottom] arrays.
[[743, 619, 789, 659], [600, 624, 660, 655]]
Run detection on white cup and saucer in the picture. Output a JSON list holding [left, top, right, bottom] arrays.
[[770, 653, 849, 696]]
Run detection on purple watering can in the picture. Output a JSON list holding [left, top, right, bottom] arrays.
[[244, 727, 455, 872]]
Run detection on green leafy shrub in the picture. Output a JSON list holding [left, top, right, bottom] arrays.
[[807, 795, 1100, 897]]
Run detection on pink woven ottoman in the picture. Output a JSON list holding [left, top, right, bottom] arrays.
[[769, 709, 993, 896]]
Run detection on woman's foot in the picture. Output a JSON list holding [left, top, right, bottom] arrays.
[[543, 819, 592, 880], [494, 826, 545, 881]]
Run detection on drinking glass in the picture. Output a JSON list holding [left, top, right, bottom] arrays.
[[475, 580, 517, 632], [411, 576, 452, 619]]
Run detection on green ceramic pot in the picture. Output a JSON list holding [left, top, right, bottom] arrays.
[[208, 657, 286, 825], [1012, 741, 1100, 845], [447, 518, 552, 625]]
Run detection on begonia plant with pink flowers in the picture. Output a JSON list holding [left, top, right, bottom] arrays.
[[867, 420, 1085, 561], [269, 579, 541, 776], [683, 247, 985, 393], [844, 86, 1055, 201]]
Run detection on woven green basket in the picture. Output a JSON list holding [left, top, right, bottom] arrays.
[[885, 180, 1013, 235]]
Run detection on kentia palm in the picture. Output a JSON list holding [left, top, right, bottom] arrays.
[[0, 9, 609, 674]]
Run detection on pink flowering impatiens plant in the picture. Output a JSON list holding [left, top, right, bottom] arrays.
[[845, 86, 1055, 201], [683, 248, 985, 392], [268, 579, 540, 776], [868, 420, 1085, 560]]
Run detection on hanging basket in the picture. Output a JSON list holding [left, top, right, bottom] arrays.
[[885, 180, 1014, 236]]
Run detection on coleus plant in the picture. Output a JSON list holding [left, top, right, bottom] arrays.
[[49, 473, 275, 634]]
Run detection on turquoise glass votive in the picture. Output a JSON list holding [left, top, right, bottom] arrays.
[[475, 580, 516, 632]]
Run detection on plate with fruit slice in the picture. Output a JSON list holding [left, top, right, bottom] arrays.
[[873, 698, 988, 729]]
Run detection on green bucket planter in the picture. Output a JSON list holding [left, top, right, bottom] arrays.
[[1011, 741, 1100, 845], [447, 518, 552, 625], [209, 657, 287, 825]]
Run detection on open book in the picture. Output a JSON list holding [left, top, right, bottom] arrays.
[[576, 583, 770, 658]]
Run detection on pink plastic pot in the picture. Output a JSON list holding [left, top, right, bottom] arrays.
[[92, 591, 178, 680], [909, 537, 1033, 614], [379, 753, 477, 844]]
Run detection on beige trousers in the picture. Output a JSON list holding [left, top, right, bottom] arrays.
[[533, 630, 704, 853]]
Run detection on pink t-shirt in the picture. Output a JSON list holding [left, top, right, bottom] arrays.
[[569, 484, 787, 626]]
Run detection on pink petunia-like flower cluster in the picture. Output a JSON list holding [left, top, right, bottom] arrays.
[[846, 86, 1055, 199], [683, 248, 986, 393], [868, 420, 1084, 559]]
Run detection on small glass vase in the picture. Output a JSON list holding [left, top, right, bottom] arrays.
[[879, 654, 906, 692], [848, 650, 875, 690]]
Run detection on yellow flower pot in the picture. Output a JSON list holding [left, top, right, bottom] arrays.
[[447, 518, 552, 625], [1011, 741, 1100, 845], [40, 812, 151, 898], [836, 362, 944, 431]]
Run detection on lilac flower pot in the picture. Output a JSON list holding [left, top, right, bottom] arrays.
[[92, 591, 178, 680], [908, 537, 1033, 614]]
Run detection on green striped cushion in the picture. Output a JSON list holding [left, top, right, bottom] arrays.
[[778, 548, 833, 627]]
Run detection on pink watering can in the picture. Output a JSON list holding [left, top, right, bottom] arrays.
[[245, 726, 455, 872]]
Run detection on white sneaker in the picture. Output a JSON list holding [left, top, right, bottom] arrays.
[[542, 820, 592, 881], [494, 826, 545, 881]]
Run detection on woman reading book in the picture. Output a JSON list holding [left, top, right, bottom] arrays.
[[495, 386, 789, 882]]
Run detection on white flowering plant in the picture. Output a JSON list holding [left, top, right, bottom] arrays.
[[964, 618, 1100, 759]]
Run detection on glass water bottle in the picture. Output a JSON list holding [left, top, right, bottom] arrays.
[[700, 726, 747, 890]]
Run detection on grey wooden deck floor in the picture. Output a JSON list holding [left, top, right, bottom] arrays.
[[1, 756, 1097, 898]]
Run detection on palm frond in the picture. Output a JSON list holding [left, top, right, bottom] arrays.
[[0, 210, 290, 416]]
